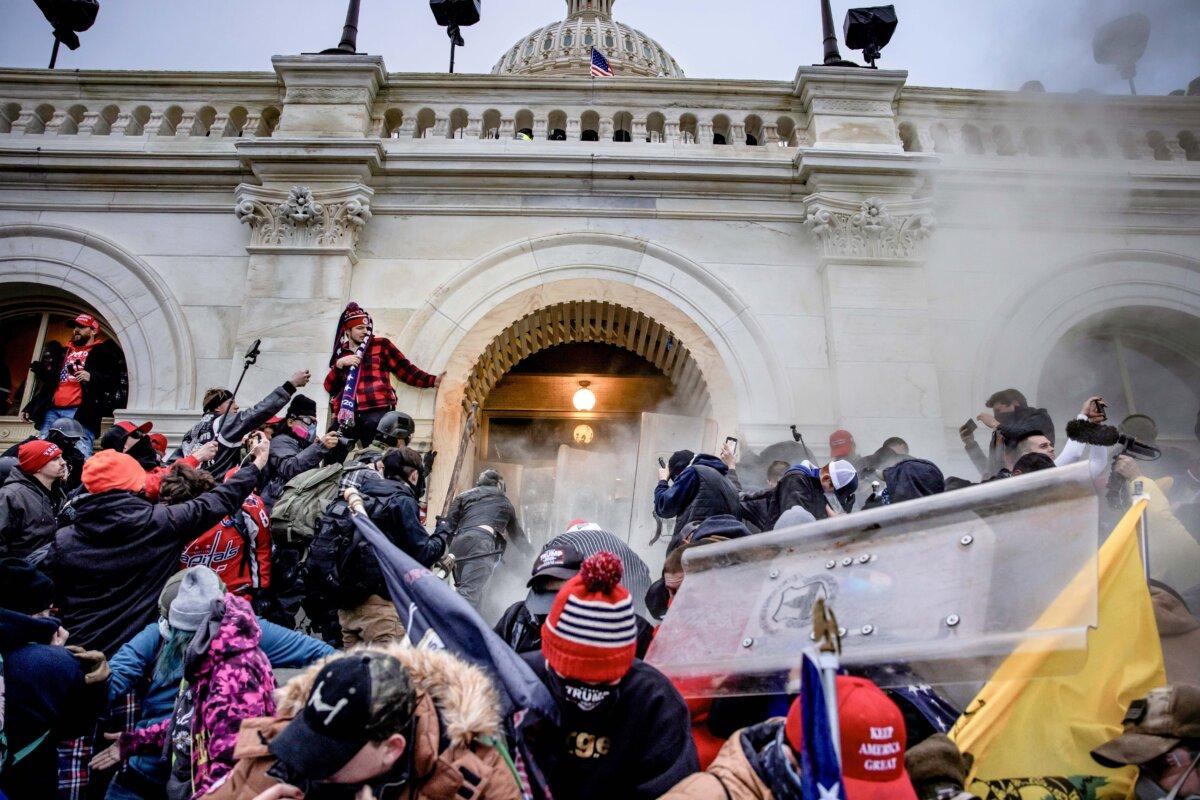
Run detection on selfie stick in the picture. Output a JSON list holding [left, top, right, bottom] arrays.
[[215, 339, 262, 442]]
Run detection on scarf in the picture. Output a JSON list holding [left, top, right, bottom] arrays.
[[331, 302, 373, 429]]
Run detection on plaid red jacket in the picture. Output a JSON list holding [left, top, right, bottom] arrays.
[[324, 336, 435, 413]]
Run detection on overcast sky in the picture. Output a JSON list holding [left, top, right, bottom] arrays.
[[1, 0, 1197, 95]]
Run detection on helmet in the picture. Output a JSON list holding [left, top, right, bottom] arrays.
[[48, 416, 87, 441], [374, 411, 415, 446]]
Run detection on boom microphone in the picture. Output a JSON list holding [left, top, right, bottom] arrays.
[[1066, 419, 1161, 460]]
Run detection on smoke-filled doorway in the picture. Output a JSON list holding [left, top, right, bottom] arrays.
[[458, 301, 718, 619]]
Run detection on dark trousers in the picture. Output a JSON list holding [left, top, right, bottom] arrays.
[[351, 408, 389, 448], [450, 528, 502, 610]]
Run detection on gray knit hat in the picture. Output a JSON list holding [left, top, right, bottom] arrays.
[[169, 566, 224, 632], [158, 571, 188, 620]]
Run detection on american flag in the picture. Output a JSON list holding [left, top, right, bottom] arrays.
[[590, 47, 613, 77]]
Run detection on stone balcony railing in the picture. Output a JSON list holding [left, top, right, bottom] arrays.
[[0, 67, 1196, 163]]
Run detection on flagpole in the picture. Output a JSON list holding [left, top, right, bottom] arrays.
[[813, 598, 842, 767], [1132, 479, 1151, 581]]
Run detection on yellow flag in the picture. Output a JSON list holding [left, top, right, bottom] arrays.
[[950, 500, 1165, 800]]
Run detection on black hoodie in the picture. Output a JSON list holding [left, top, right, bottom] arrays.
[[41, 464, 261, 656]]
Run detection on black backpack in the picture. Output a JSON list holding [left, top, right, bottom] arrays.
[[303, 500, 383, 609]]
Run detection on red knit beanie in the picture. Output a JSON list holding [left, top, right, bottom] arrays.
[[540, 551, 637, 684], [82, 449, 147, 494], [18, 440, 61, 474], [341, 306, 369, 332]]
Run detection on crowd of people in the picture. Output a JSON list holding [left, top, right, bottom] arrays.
[[1, 301, 1199, 800]]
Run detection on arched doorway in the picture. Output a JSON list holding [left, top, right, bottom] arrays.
[[1038, 305, 1200, 474], [0, 284, 128, 446], [463, 301, 717, 555]]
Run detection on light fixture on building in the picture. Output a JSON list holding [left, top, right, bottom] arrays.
[[573, 423, 595, 445], [843, 6, 898, 68], [572, 380, 596, 411]]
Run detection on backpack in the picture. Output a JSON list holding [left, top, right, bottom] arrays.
[[270, 463, 369, 546], [304, 501, 382, 609]]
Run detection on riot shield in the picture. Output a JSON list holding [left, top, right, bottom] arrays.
[[647, 461, 1100, 697]]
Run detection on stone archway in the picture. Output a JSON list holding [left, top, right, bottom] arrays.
[[398, 231, 789, 510], [974, 249, 1200, 404], [0, 223, 196, 411]]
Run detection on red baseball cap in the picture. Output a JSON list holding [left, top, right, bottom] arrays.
[[829, 429, 855, 458], [73, 313, 100, 330], [149, 433, 168, 455], [786, 676, 918, 800], [114, 420, 154, 436]]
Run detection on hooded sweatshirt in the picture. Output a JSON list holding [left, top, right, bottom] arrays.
[[42, 464, 261, 656], [882, 458, 946, 504]]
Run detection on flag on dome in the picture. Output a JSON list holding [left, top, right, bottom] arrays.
[[590, 47, 614, 77]]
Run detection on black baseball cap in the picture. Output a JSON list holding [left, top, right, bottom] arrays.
[[525, 542, 585, 615], [269, 652, 416, 781]]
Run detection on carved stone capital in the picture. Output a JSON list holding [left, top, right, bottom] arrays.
[[802, 196, 935, 261], [234, 184, 373, 258]]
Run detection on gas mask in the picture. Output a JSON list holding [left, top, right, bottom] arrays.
[[291, 422, 316, 442]]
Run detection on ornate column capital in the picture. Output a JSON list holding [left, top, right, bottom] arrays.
[[802, 195, 936, 263], [234, 183, 373, 260]]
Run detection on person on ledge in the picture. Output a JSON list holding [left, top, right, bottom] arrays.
[[325, 302, 442, 447]]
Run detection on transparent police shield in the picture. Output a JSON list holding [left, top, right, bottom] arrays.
[[646, 461, 1100, 697]]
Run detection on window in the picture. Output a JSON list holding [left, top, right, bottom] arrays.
[[643, 43, 654, 59], [525, 39, 535, 56], [584, 30, 594, 46], [624, 37, 634, 53], [563, 30, 574, 47], [605, 32, 615, 49], [0, 305, 124, 418], [543, 36, 554, 52]]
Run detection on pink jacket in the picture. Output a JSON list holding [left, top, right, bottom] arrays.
[[121, 593, 276, 798]]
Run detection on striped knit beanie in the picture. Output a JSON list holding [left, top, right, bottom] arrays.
[[541, 551, 637, 684]]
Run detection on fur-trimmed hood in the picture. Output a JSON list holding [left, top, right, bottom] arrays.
[[275, 644, 503, 747]]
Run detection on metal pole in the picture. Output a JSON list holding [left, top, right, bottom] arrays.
[[819, 650, 842, 766], [450, 40, 456, 73], [48, 37, 61, 69], [820, 0, 845, 65], [1133, 479, 1150, 581], [337, 0, 361, 53]]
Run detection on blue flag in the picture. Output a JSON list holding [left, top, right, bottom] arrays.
[[350, 512, 558, 723], [800, 652, 847, 800]]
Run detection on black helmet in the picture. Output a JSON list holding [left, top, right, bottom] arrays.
[[48, 417, 87, 441], [374, 411, 415, 446]]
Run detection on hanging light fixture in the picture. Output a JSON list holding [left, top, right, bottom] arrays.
[[572, 380, 596, 412]]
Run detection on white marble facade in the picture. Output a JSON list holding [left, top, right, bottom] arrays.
[[0, 41, 1198, 506]]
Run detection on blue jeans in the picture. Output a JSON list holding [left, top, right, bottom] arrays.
[[40, 407, 94, 456]]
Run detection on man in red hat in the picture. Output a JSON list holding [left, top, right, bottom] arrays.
[[0, 440, 67, 558], [663, 674, 920, 800], [325, 302, 442, 446], [830, 429, 858, 463], [20, 313, 127, 456], [521, 551, 698, 800]]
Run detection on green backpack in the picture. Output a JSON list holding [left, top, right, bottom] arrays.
[[270, 463, 369, 545]]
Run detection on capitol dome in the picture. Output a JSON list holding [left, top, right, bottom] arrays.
[[492, 0, 685, 79]]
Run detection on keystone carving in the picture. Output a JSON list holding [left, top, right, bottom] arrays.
[[234, 185, 373, 252], [803, 197, 935, 260]]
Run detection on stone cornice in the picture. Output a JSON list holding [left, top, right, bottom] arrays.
[[234, 183, 373, 260]]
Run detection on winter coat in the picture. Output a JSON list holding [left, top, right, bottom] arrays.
[[882, 458, 945, 503], [0, 467, 62, 558], [178, 383, 296, 480], [445, 483, 527, 548], [41, 464, 261, 656], [324, 336, 437, 415], [205, 645, 523, 800], [120, 593, 276, 799], [770, 465, 853, 527], [522, 654, 699, 800], [0, 608, 107, 799], [22, 338, 127, 432], [1152, 585, 1200, 686], [661, 719, 796, 800], [107, 615, 332, 794], [261, 430, 329, 508], [655, 455, 742, 532]]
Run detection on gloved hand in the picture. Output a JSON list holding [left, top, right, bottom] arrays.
[[67, 645, 111, 685], [905, 733, 977, 800]]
